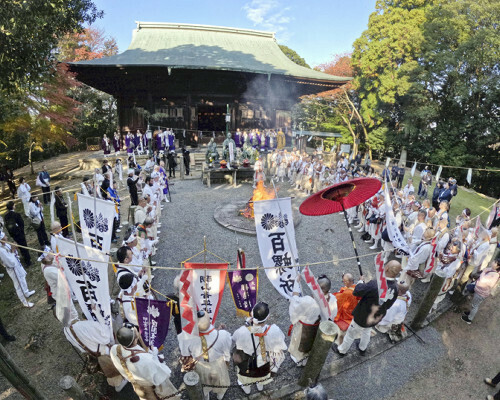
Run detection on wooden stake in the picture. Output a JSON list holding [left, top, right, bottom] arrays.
[[59, 375, 88, 399], [298, 320, 338, 387], [410, 274, 446, 330], [183, 371, 203, 400]]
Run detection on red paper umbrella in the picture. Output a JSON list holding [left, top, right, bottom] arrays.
[[299, 177, 382, 275], [300, 178, 382, 215]]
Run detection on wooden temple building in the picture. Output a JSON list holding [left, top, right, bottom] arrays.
[[68, 22, 350, 145]]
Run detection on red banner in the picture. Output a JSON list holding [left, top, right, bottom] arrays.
[[183, 263, 228, 324]]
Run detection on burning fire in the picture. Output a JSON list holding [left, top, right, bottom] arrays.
[[240, 181, 276, 219]]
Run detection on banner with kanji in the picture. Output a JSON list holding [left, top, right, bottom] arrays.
[[77, 194, 115, 254], [227, 268, 258, 317], [302, 266, 331, 321], [135, 298, 171, 349], [254, 198, 299, 299], [182, 263, 228, 325], [56, 237, 112, 337], [384, 184, 410, 255]]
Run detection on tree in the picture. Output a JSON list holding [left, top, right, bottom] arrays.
[[403, 0, 500, 195], [0, 0, 102, 92], [57, 28, 119, 146], [57, 27, 118, 62], [0, 64, 80, 173], [279, 44, 311, 68], [351, 0, 433, 141]]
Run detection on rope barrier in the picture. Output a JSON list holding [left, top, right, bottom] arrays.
[[1, 236, 382, 272], [387, 157, 500, 173]]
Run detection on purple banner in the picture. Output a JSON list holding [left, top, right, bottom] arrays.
[[135, 298, 171, 349], [227, 269, 258, 317]]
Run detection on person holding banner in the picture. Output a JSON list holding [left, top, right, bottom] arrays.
[[232, 302, 287, 394], [401, 228, 435, 285], [64, 320, 127, 392], [0, 231, 35, 307], [117, 273, 152, 327], [116, 246, 147, 284], [374, 282, 412, 342], [111, 325, 180, 400], [179, 310, 231, 400], [288, 277, 321, 366], [334, 260, 401, 356]]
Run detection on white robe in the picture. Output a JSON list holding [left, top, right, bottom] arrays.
[[288, 295, 320, 364], [232, 323, 286, 385], [0, 244, 30, 305], [110, 344, 179, 399], [179, 327, 231, 398]]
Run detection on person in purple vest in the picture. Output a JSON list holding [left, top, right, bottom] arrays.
[[113, 132, 121, 154]]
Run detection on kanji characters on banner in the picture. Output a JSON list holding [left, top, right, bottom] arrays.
[[135, 298, 171, 349], [384, 184, 410, 255], [77, 193, 115, 253], [227, 268, 258, 317], [254, 197, 299, 299], [182, 263, 228, 324], [56, 237, 112, 337], [302, 266, 331, 321]]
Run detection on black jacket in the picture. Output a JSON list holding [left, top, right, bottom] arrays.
[[352, 279, 399, 328], [4, 210, 25, 238], [55, 194, 67, 216]]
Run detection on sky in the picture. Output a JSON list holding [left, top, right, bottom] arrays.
[[91, 0, 376, 67]]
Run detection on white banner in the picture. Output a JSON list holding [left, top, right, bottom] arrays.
[[435, 165, 443, 182], [384, 185, 410, 255], [77, 194, 115, 254], [56, 237, 113, 338], [302, 266, 331, 321], [183, 263, 228, 324], [466, 168, 472, 185], [410, 161, 417, 177], [254, 198, 299, 299]]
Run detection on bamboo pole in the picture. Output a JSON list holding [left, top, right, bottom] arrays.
[[298, 320, 338, 387], [410, 274, 446, 330]]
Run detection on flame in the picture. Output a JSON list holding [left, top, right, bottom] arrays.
[[240, 181, 276, 219]]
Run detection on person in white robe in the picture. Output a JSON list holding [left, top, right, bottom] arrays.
[[401, 228, 435, 286], [232, 302, 287, 394], [0, 232, 35, 307], [375, 283, 412, 334], [16, 178, 31, 217], [64, 320, 127, 392], [179, 311, 231, 400], [117, 273, 153, 327], [110, 325, 180, 400], [288, 279, 321, 366]]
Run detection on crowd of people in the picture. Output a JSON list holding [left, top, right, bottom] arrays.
[[0, 141, 498, 400]]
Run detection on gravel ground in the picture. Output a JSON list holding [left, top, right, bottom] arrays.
[[0, 153, 486, 400], [145, 175, 451, 399]]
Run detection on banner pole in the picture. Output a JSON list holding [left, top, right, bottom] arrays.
[[341, 201, 363, 276], [66, 193, 94, 308], [270, 180, 302, 292]]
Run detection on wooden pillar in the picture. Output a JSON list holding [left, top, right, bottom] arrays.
[[183, 371, 203, 400], [410, 274, 446, 330], [0, 343, 48, 399], [59, 376, 88, 400], [298, 321, 338, 387]]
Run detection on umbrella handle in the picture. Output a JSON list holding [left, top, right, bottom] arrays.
[[341, 203, 363, 276]]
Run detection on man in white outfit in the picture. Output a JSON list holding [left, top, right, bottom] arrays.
[[110, 325, 180, 400], [232, 302, 287, 394], [179, 311, 232, 400], [0, 231, 35, 307]]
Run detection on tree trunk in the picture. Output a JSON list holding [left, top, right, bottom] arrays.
[[29, 141, 35, 175], [340, 115, 358, 156]]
